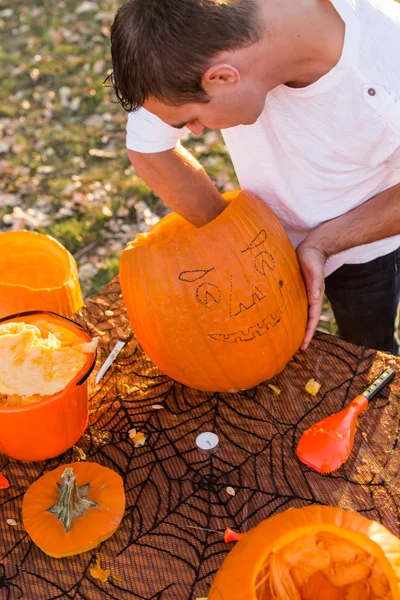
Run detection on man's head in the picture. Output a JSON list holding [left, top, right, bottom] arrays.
[[110, 0, 344, 133], [110, 0, 268, 131]]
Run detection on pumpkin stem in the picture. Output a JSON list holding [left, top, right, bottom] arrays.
[[47, 467, 97, 532]]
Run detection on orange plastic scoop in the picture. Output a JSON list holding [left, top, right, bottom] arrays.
[[296, 367, 395, 474]]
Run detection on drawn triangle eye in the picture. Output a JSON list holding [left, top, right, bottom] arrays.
[[179, 268, 214, 282], [242, 230, 268, 253]]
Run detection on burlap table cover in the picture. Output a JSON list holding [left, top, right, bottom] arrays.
[[1, 276, 399, 599]]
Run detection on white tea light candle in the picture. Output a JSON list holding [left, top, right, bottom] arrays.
[[196, 432, 219, 455]]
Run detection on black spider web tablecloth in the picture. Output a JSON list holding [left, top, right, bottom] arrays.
[[1, 276, 400, 599]]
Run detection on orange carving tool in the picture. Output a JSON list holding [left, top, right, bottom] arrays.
[[296, 367, 395, 474], [186, 524, 245, 543]]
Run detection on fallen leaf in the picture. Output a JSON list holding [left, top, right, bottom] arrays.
[[268, 384, 281, 396], [90, 557, 111, 583], [6, 519, 17, 527], [76, 1, 98, 14], [72, 446, 87, 462], [88, 149, 117, 158], [151, 404, 164, 410], [226, 486, 236, 497]]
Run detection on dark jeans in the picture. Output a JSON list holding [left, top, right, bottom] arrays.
[[324, 247, 400, 354]]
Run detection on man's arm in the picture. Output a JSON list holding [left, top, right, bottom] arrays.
[[298, 182, 400, 350], [128, 145, 228, 227]]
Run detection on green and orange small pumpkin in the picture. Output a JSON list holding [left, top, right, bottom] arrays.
[[23, 462, 125, 558]]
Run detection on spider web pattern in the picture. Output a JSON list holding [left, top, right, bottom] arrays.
[[0, 276, 399, 599]]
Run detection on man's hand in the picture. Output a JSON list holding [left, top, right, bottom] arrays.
[[295, 181, 400, 349], [296, 243, 328, 350]]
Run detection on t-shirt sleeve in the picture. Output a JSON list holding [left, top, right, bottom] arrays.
[[126, 108, 189, 153]]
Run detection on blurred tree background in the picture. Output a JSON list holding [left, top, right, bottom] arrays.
[[0, 0, 336, 334]]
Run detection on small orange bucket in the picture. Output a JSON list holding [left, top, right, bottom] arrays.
[[0, 311, 96, 462], [0, 230, 83, 319]]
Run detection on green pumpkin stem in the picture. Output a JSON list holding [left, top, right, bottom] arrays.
[[47, 467, 97, 532]]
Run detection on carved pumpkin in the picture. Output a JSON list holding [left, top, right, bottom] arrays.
[[23, 462, 125, 557], [120, 190, 307, 391], [0, 311, 96, 461], [0, 230, 83, 319], [209, 505, 400, 599]]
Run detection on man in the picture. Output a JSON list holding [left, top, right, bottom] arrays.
[[110, 0, 400, 353]]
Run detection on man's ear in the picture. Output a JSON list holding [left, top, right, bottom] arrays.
[[202, 64, 240, 91]]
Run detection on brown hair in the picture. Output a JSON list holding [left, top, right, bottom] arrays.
[[110, 0, 263, 111]]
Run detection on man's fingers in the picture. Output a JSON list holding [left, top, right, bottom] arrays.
[[296, 244, 326, 350], [301, 294, 323, 350]]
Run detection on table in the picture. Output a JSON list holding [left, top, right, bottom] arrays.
[[1, 276, 400, 599]]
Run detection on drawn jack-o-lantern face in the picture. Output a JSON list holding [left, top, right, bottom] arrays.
[[121, 190, 307, 392], [178, 230, 287, 344]]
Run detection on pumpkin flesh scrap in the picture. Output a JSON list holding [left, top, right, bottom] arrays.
[[90, 557, 111, 583], [256, 533, 392, 599]]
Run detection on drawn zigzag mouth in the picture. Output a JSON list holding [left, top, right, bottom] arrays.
[[208, 303, 286, 344]]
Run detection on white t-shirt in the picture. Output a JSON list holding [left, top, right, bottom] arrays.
[[126, 0, 400, 276]]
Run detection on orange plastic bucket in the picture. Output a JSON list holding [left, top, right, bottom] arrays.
[[0, 230, 84, 319], [0, 311, 96, 462]]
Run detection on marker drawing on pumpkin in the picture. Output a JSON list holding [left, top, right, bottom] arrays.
[[179, 268, 223, 308], [241, 229, 276, 276], [178, 228, 289, 344], [178, 268, 215, 283], [240, 229, 268, 251], [120, 189, 308, 391], [228, 276, 265, 318], [208, 304, 285, 343]]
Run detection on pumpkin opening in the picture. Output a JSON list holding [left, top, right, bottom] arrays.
[[126, 190, 241, 250], [255, 532, 393, 600], [0, 316, 97, 407]]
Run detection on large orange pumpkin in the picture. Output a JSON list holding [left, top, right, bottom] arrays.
[[208, 505, 400, 599], [120, 190, 307, 392], [0, 230, 83, 319]]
